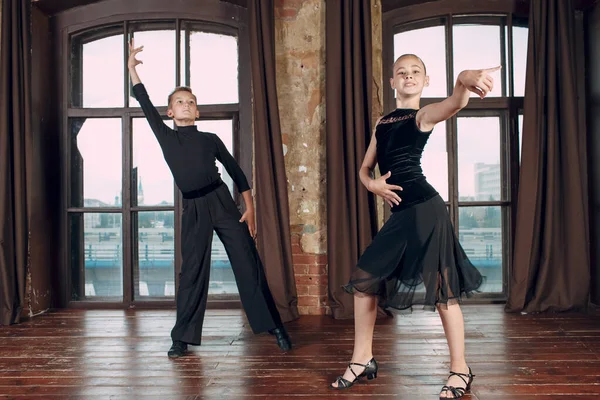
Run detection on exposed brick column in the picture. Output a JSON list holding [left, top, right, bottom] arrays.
[[291, 225, 329, 315]]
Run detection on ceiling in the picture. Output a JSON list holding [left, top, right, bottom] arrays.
[[33, 0, 600, 17], [381, 0, 438, 12], [381, 0, 599, 12], [33, 0, 102, 15], [33, 0, 248, 16]]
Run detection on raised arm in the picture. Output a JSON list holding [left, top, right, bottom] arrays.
[[416, 66, 501, 132], [128, 40, 170, 141], [128, 40, 143, 86]]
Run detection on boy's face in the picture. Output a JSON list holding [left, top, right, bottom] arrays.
[[390, 56, 429, 98], [167, 91, 199, 123]]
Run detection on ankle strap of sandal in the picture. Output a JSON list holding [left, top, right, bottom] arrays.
[[448, 371, 469, 387], [448, 368, 474, 386], [347, 359, 372, 379]]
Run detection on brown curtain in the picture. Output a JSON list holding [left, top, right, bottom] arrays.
[[326, 0, 378, 319], [0, 0, 33, 325], [506, 0, 590, 313], [248, 0, 299, 322]]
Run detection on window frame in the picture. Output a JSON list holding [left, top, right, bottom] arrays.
[[382, 1, 529, 300], [54, 0, 251, 309]]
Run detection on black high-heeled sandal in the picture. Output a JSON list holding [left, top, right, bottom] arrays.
[[439, 367, 475, 399], [329, 358, 378, 390]]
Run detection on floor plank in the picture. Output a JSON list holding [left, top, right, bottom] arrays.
[[1, 305, 599, 399]]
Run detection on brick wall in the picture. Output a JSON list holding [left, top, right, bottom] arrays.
[[291, 225, 329, 315], [274, 0, 383, 315], [275, 0, 329, 315]]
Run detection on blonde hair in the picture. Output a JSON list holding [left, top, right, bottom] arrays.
[[394, 54, 427, 75]]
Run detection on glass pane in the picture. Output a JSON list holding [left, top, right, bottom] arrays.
[[458, 206, 503, 293], [134, 211, 175, 298], [81, 34, 124, 107], [196, 120, 235, 197], [180, 32, 186, 86], [421, 121, 448, 201], [505, 25, 509, 95], [129, 30, 176, 107], [394, 26, 447, 97], [70, 212, 123, 299], [518, 113, 523, 164], [70, 118, 122, 207], [190, 32, 239, 104], [132, 118, 174, 206], [453, 25, 502, 97], [513, 26, 528, 97], [458, 117, 502, 201]]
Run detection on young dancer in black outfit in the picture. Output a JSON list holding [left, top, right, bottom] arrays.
[[330, 54, 498, 399], [128, 40, 291, 357]]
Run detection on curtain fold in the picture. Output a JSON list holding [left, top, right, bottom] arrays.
[[248, 0, 299, 322], [0, 0, 33, 325], [506, 0, 590, 313], [326, 0, 378, 319]]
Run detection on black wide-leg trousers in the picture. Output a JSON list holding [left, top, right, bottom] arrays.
[[170, 184, 282, 345]]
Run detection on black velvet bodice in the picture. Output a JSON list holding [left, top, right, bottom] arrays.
[[375, 108, 438, 212]]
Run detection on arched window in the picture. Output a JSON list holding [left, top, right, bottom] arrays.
[[383, 1, 528, 297], [55, 0, 251, 306]]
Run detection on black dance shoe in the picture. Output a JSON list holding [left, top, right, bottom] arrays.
[[330, 358, 379, 390], [439, 367, 475, 399], [269, 326, 292, 351], [167, 340, 188, 358]]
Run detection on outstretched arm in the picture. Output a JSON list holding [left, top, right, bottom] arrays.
[[128, 40, 170, 141], [417, 66, 501, 132]]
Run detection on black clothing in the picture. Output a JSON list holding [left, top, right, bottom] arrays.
[[172, 184, 282, 345], [344, 109, 483, 311], [182, 178, 224, 199], [132, 83, 282, 345], [132, 84, 250, 194], [375, 108, 439, 213]]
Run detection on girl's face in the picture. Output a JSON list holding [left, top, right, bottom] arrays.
[[390, 56, 429, 98]]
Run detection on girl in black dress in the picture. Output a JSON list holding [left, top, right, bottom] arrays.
[[330, 54, 499, 399]]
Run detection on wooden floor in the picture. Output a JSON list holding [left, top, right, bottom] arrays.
[[1, 305, 600, 399]]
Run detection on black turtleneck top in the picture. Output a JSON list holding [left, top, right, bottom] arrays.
[[375, 108, 438, 212], [132, 83, 250, 194]]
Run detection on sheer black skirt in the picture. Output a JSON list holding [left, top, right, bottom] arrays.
[[344, 195, 483, 312]]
